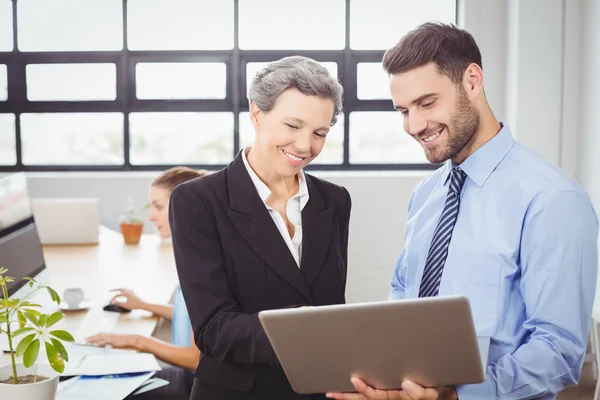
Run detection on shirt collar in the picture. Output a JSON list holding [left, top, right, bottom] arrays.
[[443, 123, 515, 187], [241, 147, 309, 208]]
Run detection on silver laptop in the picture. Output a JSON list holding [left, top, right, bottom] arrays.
[[31, 198, 100, 245], [258, 295, 485, 394]]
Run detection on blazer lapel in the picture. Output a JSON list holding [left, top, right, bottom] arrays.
[[300, 175, 334, 285], [226, 152, 312, 303]]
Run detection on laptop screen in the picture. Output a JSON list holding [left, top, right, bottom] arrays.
[[0, 173, 46, 297]]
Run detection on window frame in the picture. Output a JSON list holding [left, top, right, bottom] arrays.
[[0, 0, 456, 172]]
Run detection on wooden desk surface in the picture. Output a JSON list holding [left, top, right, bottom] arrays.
[[2, 227, 178, 364]]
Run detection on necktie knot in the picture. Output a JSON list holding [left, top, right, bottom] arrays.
[[449, 167, 467, 195]]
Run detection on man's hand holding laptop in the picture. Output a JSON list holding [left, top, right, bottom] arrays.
[[326, 377, 457, 400]]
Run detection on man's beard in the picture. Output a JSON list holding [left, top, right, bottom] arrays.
[[424, 86, 480, 164]]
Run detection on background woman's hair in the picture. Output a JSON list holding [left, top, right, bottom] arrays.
[[151, 166, 208, 193]]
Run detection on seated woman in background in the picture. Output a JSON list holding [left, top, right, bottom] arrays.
[[86, 166, 207, 400]]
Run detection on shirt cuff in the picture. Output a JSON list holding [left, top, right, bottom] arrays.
[[456, 374, 496, 399], [388, 289, 405, 300]]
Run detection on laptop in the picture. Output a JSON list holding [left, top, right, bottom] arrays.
[[258, 295, 485, 394], [31, 198, 100, 245]]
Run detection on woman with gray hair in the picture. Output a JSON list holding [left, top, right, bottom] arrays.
[[170, 56, 352, 400]]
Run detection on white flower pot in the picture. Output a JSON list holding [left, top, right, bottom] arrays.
[[0, 363, 59, 400]]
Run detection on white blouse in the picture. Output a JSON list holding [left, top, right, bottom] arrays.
[[242, 149, 309, 267]]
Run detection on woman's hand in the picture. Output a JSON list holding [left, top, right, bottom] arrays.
[[109, 288, 147, 311], [86, 332, 138, 349]]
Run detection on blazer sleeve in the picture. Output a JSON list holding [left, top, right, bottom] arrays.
[[339, 187, 352, 303], [169, 182, 278, 365]]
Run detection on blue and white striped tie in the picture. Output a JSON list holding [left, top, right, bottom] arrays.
[[419, 167, 468, 297]]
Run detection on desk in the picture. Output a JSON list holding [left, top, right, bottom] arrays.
[[2, 227, 179, 364]]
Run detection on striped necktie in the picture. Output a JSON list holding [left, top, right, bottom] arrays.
[[418, 167, 468, 297]]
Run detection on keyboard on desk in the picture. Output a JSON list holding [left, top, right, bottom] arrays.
[[74, 310, 120, 343]]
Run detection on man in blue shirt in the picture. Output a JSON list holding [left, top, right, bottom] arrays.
[[327, 22, 598, 400]]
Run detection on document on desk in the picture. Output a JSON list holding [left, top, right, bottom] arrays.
[[62, 352, 162, 376], [57, 372, 155, 400]]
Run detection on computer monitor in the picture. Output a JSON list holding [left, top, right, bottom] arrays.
[[0, 172, 49, 299]]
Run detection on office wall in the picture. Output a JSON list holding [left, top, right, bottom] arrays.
[[577, 0, 600, 254], [5, 1, 583, 304]]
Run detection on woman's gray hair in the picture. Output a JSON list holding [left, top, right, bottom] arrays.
[[248, 56, 344, 126]]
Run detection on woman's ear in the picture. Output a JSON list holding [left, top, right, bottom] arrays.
[[250, 102, 262, 130]]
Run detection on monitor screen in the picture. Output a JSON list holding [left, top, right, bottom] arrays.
[[0, 173, 46, 297], [0, 172, 33, 232]]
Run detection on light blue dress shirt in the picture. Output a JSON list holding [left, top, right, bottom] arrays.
[[390, 124, 599, 399], [172, 285, 192, 349]]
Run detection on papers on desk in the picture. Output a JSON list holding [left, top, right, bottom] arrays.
[[62, 350, 162, 376], [56, 344, 164, 400], [57, 372, 159, 400]]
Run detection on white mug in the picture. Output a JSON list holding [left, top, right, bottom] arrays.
[[63, 288, 84, 308]]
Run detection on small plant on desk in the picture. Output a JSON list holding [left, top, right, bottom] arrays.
[[119, 195, 145, 245], [0, 267, 75, 400]]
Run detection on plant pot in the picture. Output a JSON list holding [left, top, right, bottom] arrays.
[[0, 363, 59, 400], [120, 222, 143, 245]]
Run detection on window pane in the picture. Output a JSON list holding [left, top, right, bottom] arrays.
[[239, 0, 345, 50], [127, 0, 233, 50], [350, 112, 426, 164], [357, 63, 391, 100], [246, 62, 338, 98], [350, 0, 456, 50], [0, 1, 13, 51], [18, 0, 122, 51], [26, 64, 117, 101], [21, 113, 124, 165], [0, 114, 16, 165], [0, 65, 7, 101], [239, 112, 344, 165], [136, 63, 226, 100], [129, 112, 233, 165]]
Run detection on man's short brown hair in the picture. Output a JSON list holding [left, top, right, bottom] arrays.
[[382, 22, 482, 85]]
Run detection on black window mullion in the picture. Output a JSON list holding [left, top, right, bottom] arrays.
[[342, 0, 351, 166], [232, 0, 241, 156], [11, 0, 22, 168], [122, 0, 130, 170]]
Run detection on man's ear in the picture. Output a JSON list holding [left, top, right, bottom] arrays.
[[463, 63, 484, 99]]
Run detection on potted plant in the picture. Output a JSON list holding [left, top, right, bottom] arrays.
[[0, 267, 75, 400], [119, 195, 144, 245]]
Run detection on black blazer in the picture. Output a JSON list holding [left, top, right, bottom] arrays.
[[169, 153, 352, 400]]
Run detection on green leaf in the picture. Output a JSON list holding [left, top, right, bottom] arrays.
[[0, 314, 7, 324], [23, 310, 39, 326], [22, 308, 41, 317], [19, 302, 41, 308], [39, 314, 48, 327], [23, 338, 40, 368], [0, 266, 8, 275], [45, 312, 63, 328], [11, 327, 36, 337], [50, 338, 68, 362], [16, 333, 37, 357], [17, 311, 26, 329], [45, 341, 65, 374], [23, 277, 36, 283], [49, 330, 75, 342], [46, 287, 60, 305]]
